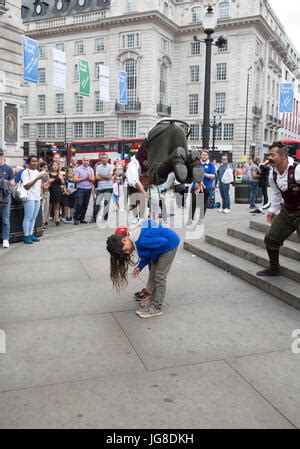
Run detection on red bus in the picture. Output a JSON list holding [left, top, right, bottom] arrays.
[[67, 138, 144, 165], [279, 139, 300, 161]]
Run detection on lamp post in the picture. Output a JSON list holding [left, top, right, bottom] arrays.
[[243, 66, 252, 156]]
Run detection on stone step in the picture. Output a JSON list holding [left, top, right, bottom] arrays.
[[184, 241, 300, 310], [249, 220, 298, 243], [227, 225, 300, 262], [205, 233, 300, 283]]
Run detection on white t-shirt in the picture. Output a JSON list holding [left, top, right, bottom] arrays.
[[21, 169, 42, 201]]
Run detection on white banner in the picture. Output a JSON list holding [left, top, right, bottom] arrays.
[[99, 65, 110, 101], [52, 48, 66, 90]]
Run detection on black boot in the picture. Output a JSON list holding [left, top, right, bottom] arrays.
[[157, 147, 188, 183], [186, 150, 204, 183], [257, 248, 280, 276]]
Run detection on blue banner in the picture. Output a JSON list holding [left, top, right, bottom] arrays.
[[23, 36, 39, 84], [118, 71, 127, 105], [279, 83, 294, 113]]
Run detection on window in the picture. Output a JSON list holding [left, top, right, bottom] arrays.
[[74, 40, 84, 55], [23, 96, 29, 115], [216, 63, 227, 80], [125, 58, 137, 107], [190, 65, 200, 82], [272, 80, 275, 97], [95, 37, 105, 52], [95, 91, 104, 112], [215, 93, 226, 114], [47, 123, 56, 139], [37, 123, 45, 139], [75, 93, 83, 113], [74, 123, 83, 138], [159, 64, 167, 105], [74, 64, 79, 81], [218, 39, 228, 52], [38, 95, 46, 114], [38, 68, 46, 84], [23, 124, 30, 139], [56, 43, 65, 52], [190, 124, 200, 140], [84, 122, 94, 138], [223, 123, 234, 140], [189, 94, 199, 115], [121, 32, 140, 49], [128, 0, 136, 12], [39, 46, 46, 59], [95, 62, 103, 79], [122, 120, 136, 138], [191, 41, 201, 56], [219, 2, 229, 19], [56, 94, 64, 113], [95, 122, 104, 138], [56, 123, 65, 139], [161, 37, 170, 54], [163, 2, 169, 16], [191, 7, 201, 23], [267, 75, 270, 93], [215, 123, 222, 140]]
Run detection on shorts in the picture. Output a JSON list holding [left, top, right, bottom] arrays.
[[113, 194, 119, 203], [63, 193, 76, 209]]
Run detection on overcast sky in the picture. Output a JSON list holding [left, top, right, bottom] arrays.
[[269, 0, 300, 52]]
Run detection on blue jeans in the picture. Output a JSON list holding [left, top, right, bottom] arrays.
[[23, 200, 41, 237], [250, 181, 259, 207], [1, 195, 11, 241], [219, 182, 231, 210]]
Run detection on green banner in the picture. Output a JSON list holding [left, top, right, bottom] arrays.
[[79, 58, 90, 97]]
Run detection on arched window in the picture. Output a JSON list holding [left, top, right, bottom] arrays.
[[219, 1, 229, 19], [124, 59, 137, 108], [191, 7, 201, 23], [163, 2, 169, 16], [159, 64, 167, 106]]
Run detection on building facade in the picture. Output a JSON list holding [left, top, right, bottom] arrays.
[[20, 0, 300, 162], [0, 0, 25, 165]]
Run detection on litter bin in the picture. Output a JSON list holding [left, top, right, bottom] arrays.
[[0, 197, 44, 243], [234, 181, 262, 205]]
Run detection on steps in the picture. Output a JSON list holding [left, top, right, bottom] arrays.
[[184, 219, 300, 310], [249, 220, 298, 243]]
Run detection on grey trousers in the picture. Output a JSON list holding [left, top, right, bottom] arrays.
[[96, 189, 113, 221], [147, 247, 178, 310], [265, 207, 300, 249]]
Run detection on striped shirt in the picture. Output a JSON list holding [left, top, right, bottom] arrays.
[[96, 163, 113, 191]]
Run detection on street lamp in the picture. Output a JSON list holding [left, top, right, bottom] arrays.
[[243, 66, 253, 156]]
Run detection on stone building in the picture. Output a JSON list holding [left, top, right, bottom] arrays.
[[0, 0, 25, 165], [20, 0, 299, 161]]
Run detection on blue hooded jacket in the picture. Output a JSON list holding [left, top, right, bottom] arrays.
[[131, 220, 180, 271]]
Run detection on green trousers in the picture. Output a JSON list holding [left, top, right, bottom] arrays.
[[265, 207, 300, 250], [148, 123, 188, 185]]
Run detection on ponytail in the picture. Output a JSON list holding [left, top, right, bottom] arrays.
[[106, 234, 135, 292]]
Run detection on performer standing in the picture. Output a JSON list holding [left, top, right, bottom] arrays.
[[257, 142, 300, 277]]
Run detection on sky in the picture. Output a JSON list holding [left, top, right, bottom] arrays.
[[269, 0, 300, 52]]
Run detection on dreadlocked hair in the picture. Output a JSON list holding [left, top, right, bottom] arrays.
[[106, 234, 135, 292]]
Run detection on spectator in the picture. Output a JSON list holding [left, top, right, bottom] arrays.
[[73, 157, 95, 225], [249, 157, 261, 209], [112, 176, 121, 212], [21, 155, 45, 244], [236, 162, 246, 176], [217, 154, 234, 214], [47, 162, 65, 226], [0, 148, 15, 248], [95, 154, 114, 223], [259, 157, 271, 208], [147, 184, 161, 221], [63, 167, 77, 223], [70, 156, 78, 169], [39, 162, 50, 228]]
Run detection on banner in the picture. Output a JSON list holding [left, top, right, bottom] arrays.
[[52, 48, 66, 90], [99, 65, 110, 102], [279, 83, 294, 113], [79, 59, 90, 97], [23, 36, 39, 83], [4, 104, 18, 143], [118, 71, 127, 104]]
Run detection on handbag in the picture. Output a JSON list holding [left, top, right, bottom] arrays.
[[13, 170, 30, 202]]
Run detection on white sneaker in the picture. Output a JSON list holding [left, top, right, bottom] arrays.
[[223, 209, 231, 214], [217, 209, 224, 213], [3, 240, 9, 248]]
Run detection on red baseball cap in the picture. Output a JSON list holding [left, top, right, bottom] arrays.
[[114, 227, 128, 236]]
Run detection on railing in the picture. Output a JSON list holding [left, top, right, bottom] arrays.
[[252, 106, 262, 117], [115, 100, 141, 113], [157, 103, 171, 116], [266, 115, 282, 127], [36, 17, 66, 29], [73, 11, 107, 24]]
